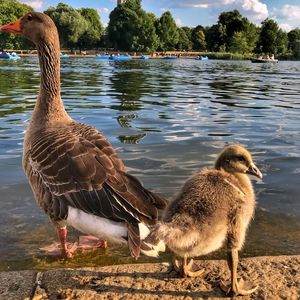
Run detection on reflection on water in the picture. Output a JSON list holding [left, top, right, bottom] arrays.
[[0, 58, 299, 271]]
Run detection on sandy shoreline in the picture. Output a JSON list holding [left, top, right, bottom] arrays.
[[0, 255, 299, 299]]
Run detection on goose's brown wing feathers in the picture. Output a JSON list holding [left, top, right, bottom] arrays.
[[26, 122, 166, 227]]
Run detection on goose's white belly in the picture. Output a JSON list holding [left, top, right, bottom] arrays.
[[67, 206, 127, 244]]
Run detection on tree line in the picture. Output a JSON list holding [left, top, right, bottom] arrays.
[[1, 0, 300, 58]]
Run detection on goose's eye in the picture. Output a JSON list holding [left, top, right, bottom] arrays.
[[27, 15, 33, 21]]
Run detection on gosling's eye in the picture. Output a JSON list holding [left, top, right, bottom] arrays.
[[237, 155, 246, 162], [27, 15, 33, 21]]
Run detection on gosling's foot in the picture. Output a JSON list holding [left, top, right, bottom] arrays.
[[174, 258, 205, 278], [220, 278, 258, 296]]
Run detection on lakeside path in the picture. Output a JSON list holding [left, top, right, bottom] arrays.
[[1, 255, 299, 299]]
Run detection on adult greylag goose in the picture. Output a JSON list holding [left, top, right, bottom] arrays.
[[157, 144, 262, 296], [0, 12, 166, 258]]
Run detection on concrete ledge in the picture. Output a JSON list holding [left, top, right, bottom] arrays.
[[0, 270, 36, 300], [1, 255, 299, 299]]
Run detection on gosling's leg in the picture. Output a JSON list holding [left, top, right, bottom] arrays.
[[174, 255, 204, 278], [220, 249, 258, 296]]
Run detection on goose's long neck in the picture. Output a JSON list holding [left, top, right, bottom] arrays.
[[32, 32, 69, 124]]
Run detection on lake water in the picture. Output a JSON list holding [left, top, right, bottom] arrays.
[[0, 58, 299, 271]]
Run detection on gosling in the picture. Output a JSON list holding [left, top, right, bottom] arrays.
[[158, 144, 262, 296]]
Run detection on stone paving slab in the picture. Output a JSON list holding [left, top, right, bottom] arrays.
[[0, 270, 36, 300], [1, 255, 299, 300]]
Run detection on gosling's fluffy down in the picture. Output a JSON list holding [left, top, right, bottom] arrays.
[[158, 144, 262, 258]]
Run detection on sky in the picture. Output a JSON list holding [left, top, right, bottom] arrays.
[[20, 0, 300, 32]]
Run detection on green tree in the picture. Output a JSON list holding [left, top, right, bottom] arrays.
[[134, 12, 159, 52], [108, 1, 138, 50], [276, 29, 288, 55], [243, 22, 259, 53], [205, 25, 221, 51], [257, 19, 288, 55], [108, 0, 158, 51], [77, 8, 103, 50], [44, 3, 88, 49], [292, 40, 300, 59], [156, 11, 179, 51], [177, 26, 192, 51], [288, 28, 300, 49], [288, 28, 300, 58], [191, 25, 206, 50], [0, 0, 33, 49], [229, 32, 248, 53], [229, 23, 258, 53], [217, 10, 247, 50], [217, 23, 227, 51]]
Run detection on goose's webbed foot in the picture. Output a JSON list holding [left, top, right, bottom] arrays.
[[40, 241, 78, 258], [40, 229, 107, 258], [77, 235, 108, 251]]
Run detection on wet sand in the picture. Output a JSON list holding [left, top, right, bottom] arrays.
[[1, 255, 299, 299]]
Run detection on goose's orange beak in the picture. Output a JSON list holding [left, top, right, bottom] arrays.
[[0, 19, 21, 35]]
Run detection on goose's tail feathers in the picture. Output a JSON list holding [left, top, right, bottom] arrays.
[[139, 223, 165, 257]]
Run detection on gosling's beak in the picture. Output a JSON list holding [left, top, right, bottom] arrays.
[[0, 19, 21, 35], [247, 163, 263, 179]]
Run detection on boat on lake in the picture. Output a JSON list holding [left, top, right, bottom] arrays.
[[196, 56, 209, 61], [140, 55, 149, 59], [96, 54, 110, 59], [164, 55, 177, 59], [251, 57, 278, 63], [0, 52, 20, 59], [109, 54, 132, 61], [60, 53, 70, 59]]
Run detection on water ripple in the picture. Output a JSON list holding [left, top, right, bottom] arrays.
[[0, 58, 299, 270]]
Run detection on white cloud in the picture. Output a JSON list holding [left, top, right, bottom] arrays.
[[20, 0, 43, 10], [278, 5, 300, 22], [98, 7, 110, 15], [161, 0, 269, 23], [175, 18, 183, 25], [240, 0, 268, 22], [279, 23, 293, 32], [191, 4, 209, 8], [270, 5, 300, 32]]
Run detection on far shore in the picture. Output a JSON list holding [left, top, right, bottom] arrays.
[[0, 50, 254, 60], [7, 53, 299, 61], [1, 255, 299, 299]]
